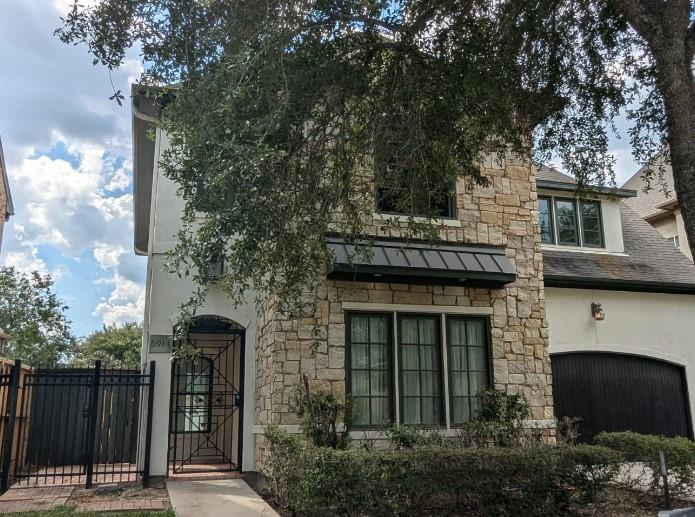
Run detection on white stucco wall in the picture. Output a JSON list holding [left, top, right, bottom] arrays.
[[140, 129, 258, 475], [546, 287, 695, 433]]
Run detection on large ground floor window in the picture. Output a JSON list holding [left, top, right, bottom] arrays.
[[346, 311, 491, 429]]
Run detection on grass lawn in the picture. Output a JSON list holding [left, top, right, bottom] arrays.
[[4, 507, 175, 517]]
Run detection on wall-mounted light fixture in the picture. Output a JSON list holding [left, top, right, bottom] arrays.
[[591, 303, 605, 321]]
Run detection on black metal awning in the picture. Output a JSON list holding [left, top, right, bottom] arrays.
[[325, 236, 517, 287]]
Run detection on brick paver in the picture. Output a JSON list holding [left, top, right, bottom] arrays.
[[0, 484, 169, 513], [76, 499, 168, 512], [0, 486, 74, 513]]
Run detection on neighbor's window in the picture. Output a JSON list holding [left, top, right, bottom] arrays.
[[399, 315, 443, 425], [538, 196, 604, 248], [347, 313, 393, 427], [447, 317, 490, 425], [670, 235, 681, 249]]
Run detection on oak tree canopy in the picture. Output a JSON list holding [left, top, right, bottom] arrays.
[[57, 0, 695, 317]]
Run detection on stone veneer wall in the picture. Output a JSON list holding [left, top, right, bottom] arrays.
[[254, 153, 554, 468]]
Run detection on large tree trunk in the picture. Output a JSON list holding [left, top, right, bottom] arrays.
[[657, 52, 695, 261], [613, 0, 695, 261]]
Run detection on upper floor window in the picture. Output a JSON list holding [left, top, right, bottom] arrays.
[[375, 156, 455, 218], [538, 196, 604, 248]]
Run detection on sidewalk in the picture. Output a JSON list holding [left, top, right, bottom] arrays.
[[167, 478, 279, 517]]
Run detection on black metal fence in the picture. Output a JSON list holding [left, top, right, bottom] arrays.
[[0, 360, 155, 491]]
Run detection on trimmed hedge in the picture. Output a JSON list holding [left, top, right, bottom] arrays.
[[596, 431, 695, 497], [265, 426, 621, 516]]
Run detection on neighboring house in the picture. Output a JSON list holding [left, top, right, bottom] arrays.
[[622, 154, 692, 260], [0, 137, 14, 252], [132, 85, 695, 479]]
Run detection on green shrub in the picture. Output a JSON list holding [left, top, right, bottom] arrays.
[[596, 431, 695, 498], [556, 416, 583, 445], [289, 375, 352, 449], [455, 388, 531, 447], [385, 424, 448, 449], [265, 427, 620, 516]]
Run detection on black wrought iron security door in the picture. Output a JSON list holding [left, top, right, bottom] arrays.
[[169, 332, 244, 473]]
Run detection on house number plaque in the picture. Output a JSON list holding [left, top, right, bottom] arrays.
[[149, 334, 173, 353]]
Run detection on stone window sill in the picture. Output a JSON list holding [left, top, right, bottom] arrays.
[[372, 212, 463, 228]]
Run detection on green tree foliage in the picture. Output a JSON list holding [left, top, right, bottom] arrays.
[[73, 322, 143, 368], [0, 266, 76, 365], [55, 0, 695, 316]]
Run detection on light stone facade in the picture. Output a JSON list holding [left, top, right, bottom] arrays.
[[254, 153, 554, 467]]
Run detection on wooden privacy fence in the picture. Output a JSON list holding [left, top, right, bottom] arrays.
[[0, 360, 155, 491]]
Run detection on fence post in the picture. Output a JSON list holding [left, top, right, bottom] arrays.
[[142, 361, 156, 488], [84, 360, 101, 489], [1, 360, 21, 492]]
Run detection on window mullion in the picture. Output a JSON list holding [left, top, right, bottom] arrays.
[[393, 311, 399, 424], [441, 314, 451, 429], [577, 199, 584, 246]]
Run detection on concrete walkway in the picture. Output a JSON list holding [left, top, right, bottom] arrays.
[[167, 478, 280, 517]]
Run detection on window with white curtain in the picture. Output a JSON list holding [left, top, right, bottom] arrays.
[[346, 312, 490, 428], [347, 313, 393, 427]]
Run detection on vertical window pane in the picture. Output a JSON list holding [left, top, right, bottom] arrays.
[[399, 316, 443, 425], [555, 199, 579, 246], [580, 201, 603, 247], [447, 317, 490, 425], [452, 397, 470, 424], [348, 313, 392, 427], [538, 197, 554, 244], [351, 315, 368, 343], [353, 398, 370, 426]]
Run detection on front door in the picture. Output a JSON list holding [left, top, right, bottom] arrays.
[[169, 330, 244, 473]]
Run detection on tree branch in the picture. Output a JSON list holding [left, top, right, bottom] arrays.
[[323, 11, 404, 33], [610, 0, 661, 42]]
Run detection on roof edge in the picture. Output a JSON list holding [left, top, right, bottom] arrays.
[[132, 84, 159, 256], [544, 275, 695, 295], [0, 137, 14, 219], [537, 179, 637, 198]]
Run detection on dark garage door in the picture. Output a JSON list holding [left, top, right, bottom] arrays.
[[552, 352, 692, 442]]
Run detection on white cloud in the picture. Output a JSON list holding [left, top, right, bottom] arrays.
[[92, 274, 146, 325], [2, 247, 48, 275], [93, 242, 126, 270]]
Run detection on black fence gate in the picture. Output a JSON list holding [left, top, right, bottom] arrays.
[[0, 360, 155, 492]]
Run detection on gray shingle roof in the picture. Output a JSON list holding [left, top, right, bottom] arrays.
[[543, 203, 695, 292], [534, 164, 577, 184], [622, 152, 677, 220]]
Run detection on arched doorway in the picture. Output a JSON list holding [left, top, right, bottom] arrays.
[[168, 316, 245, 474]]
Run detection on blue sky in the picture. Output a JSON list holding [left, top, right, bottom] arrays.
[[0, 0, 145, 337], [0, 1, 643, 338]]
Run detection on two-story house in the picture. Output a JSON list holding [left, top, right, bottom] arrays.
[[0, 137, 14, 252], [132, 86, 695, 480]]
